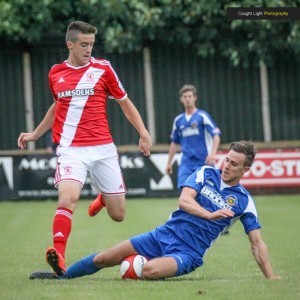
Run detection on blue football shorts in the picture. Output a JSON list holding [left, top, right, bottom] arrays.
[[129, 226, 203, 276]]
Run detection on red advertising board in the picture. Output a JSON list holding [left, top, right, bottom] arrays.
[[216, 149, 300, 187]]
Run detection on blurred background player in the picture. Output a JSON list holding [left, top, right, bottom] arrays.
[[32, 141, 280, 281], [166, 84, 221, 189], [18, 20, 152, 276]]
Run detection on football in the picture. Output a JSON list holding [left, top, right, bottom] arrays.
[[120, 254, 148, 280]]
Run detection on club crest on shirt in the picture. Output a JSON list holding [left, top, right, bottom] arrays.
[[225, 195, 238, 206], [191, 121, 198, 128], [86, 73, 95, 83]]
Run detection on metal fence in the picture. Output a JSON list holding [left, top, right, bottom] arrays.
[[0, 41, 299, 150]]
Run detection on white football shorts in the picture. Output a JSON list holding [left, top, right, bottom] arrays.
[[54, 143, 125, 195]]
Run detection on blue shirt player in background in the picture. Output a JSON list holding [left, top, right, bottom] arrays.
[[166, 84, 221, 189], [31, 141, 280, 280]]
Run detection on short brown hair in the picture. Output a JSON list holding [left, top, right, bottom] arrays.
[[66, 21, 97, 42], [230, 141, 257, 167], [179, 84, 197, 97]]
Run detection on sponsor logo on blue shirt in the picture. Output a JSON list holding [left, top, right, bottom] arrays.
[[201, 185, 232, 210]]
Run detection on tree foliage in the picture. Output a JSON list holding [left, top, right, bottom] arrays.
[[1, 0, 299, 66]]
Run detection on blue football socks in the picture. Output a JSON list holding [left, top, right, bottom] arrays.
[[61, 253, 100, 279]]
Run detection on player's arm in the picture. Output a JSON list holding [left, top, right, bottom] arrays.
[[117, 97, 152, 156], [166, 142, 181, 175], [179, 187, 234, 220], [205, 135, 221, 165], [248, 229, 281, 280], [18, 103, 56, 149]]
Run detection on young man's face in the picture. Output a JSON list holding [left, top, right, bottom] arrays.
[[221, 150, 250, 186], [180, 90, 197, 110], [67, 33, 95, 66]]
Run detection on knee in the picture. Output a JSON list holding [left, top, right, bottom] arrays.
[[110, 211, 125, 222], [93, 253, 106, 268], [58, 193, 79, 209], [108, 207, 125, 222], [104, 195, 126, 222]]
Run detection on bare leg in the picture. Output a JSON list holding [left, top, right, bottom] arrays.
[[142, 257, 177, 279], [103, 194, 126, 222], [93, 240, 137, 267], [94, 240, 178, 280]]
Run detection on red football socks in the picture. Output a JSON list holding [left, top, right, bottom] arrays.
[[52, 207, 73, 258]]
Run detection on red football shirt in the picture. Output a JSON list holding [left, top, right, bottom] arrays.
[[48, 57, 127, 146]]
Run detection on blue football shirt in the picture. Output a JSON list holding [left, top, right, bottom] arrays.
[[170, 109, 221, 166], [160, 166, 261, 257]]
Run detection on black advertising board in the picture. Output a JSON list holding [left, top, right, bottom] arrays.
[[0, 153, 180, 200]]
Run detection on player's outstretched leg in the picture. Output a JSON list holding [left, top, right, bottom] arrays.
[[88, 194, 105, 217], [61, 253, 100, 279], [46, 247, 66, 276]]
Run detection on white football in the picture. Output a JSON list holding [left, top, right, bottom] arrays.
[[120, 254, 148, 280]]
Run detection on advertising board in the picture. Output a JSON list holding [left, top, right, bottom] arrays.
[[0, 149, 299, 200]]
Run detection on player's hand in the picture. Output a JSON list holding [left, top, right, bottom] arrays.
[[205, 154, 216, 166], [17, 132, 37, 149], [166, 163, 173, 175], [139, 133, 152, 156], [208, 209, 235, 220]]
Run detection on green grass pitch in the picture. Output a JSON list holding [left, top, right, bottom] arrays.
[[0, 195, 299, 300]]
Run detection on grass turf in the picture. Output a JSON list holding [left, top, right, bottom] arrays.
[[0, 195, 299, 300]]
